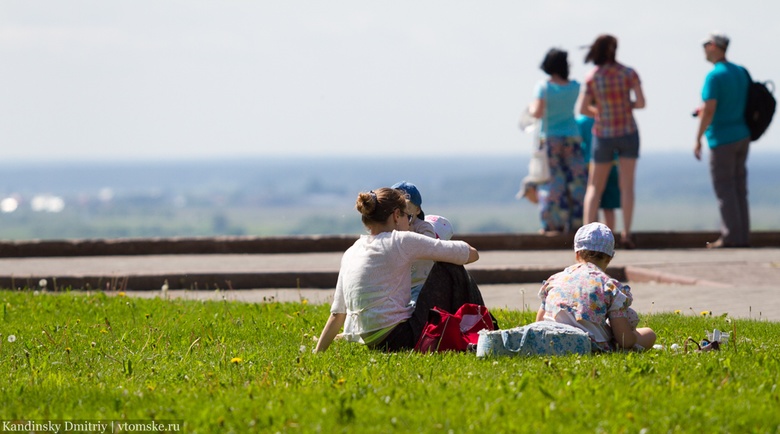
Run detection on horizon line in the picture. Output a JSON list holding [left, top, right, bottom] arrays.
[[2, 148, 779, 165]]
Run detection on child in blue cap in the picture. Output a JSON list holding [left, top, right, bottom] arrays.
[[392, 181, 436, 305]]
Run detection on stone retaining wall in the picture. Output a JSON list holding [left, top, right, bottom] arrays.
[[1, 231, 779, 257]]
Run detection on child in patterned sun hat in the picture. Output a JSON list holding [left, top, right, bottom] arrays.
[[535, 223, 654, 351], [573, 221, 615, 257]]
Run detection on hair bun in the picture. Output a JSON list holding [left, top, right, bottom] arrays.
[[356, 192, 377, 216]]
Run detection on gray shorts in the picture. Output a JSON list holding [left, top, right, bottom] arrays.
[[592, 130, 640, 163]]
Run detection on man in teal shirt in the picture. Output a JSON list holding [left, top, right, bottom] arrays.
[[694, 32, 751, 248]]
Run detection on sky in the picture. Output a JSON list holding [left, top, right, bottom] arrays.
[[2, 0, 779, 162]]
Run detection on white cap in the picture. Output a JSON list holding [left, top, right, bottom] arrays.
[[424, 215, 454, 240], [573, 223, 614, 257]]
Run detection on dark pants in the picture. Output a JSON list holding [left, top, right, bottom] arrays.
[[709, 137, 751, 246], [376, 262, 485, 351]]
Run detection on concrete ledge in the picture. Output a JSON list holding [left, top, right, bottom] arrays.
[[0, 272, 340, 292], [0, 264, 736, 291], [0, 267, 629, 291], [461, 231, 780, 250], [468, 266, 628, 285], [0, 235, 360, 258], [1, 231, 779, 258], [624, 265, 732, 288]]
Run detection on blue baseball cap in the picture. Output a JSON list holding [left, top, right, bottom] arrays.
[[391, 181, 424, 218]]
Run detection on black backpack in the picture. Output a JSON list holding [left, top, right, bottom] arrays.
[[743, 68, 776, 141]]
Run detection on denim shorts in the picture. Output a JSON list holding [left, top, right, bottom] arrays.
[[592, 130, 640, 163]]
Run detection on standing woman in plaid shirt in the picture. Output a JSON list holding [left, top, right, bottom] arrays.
[[578, 34, 646, 249]]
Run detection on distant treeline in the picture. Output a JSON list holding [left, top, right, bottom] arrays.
[[0, 152, 778, 239]]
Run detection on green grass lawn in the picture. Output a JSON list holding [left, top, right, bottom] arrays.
[[1, 290, 778, 433]]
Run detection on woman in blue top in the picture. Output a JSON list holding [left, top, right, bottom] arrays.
[[529, 48, 588, 234]]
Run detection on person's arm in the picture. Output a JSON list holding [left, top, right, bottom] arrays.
[[631, 81, 646, 109], [694, 99, 717, 160], [314, 313, 346, 353], [535, 307, 546, 322], [529, 98, 545, 119], [465, 246, 479, 264], [409, 232, 477, 265], [577, 89, 598, 117]]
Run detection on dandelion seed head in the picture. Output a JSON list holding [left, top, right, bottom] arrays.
[[39, 279, 47, 288], [7, 335, 16, 343]]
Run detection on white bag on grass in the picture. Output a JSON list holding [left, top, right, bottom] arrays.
[[476, 322, 592, 357]]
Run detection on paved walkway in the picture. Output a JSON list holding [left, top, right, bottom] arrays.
[[1, 248, 778, 321]]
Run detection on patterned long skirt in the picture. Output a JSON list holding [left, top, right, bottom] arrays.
[[539, 136, 587, 233]]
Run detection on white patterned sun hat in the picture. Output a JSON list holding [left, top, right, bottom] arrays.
[[573, 222, 614, 257]]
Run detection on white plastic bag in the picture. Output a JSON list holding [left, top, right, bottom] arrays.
[[526, 146, 551, 184]]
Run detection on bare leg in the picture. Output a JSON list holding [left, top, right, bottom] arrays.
[[583, 162, 611, 224], [602, 208, 617, 232], [617, 157, 637, 240], [634, 327, 657, 350]]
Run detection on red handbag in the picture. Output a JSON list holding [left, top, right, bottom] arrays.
[[414, 303, 496, 353]]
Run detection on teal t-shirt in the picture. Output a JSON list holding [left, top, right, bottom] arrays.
[[535, 80, 580, 137], [701, 61, 750, 148], [576, 115, 595, 163]]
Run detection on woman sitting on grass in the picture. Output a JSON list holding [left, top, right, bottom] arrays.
[[315, 187, 485, 353], [535, 222, 656, 351]]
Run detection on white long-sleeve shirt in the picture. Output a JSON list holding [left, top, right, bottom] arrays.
[[409, 217, 436, 290], [330, 230, 471, 342]]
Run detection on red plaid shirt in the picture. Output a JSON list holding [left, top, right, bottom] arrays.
[[584, 63, 640, 138]]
